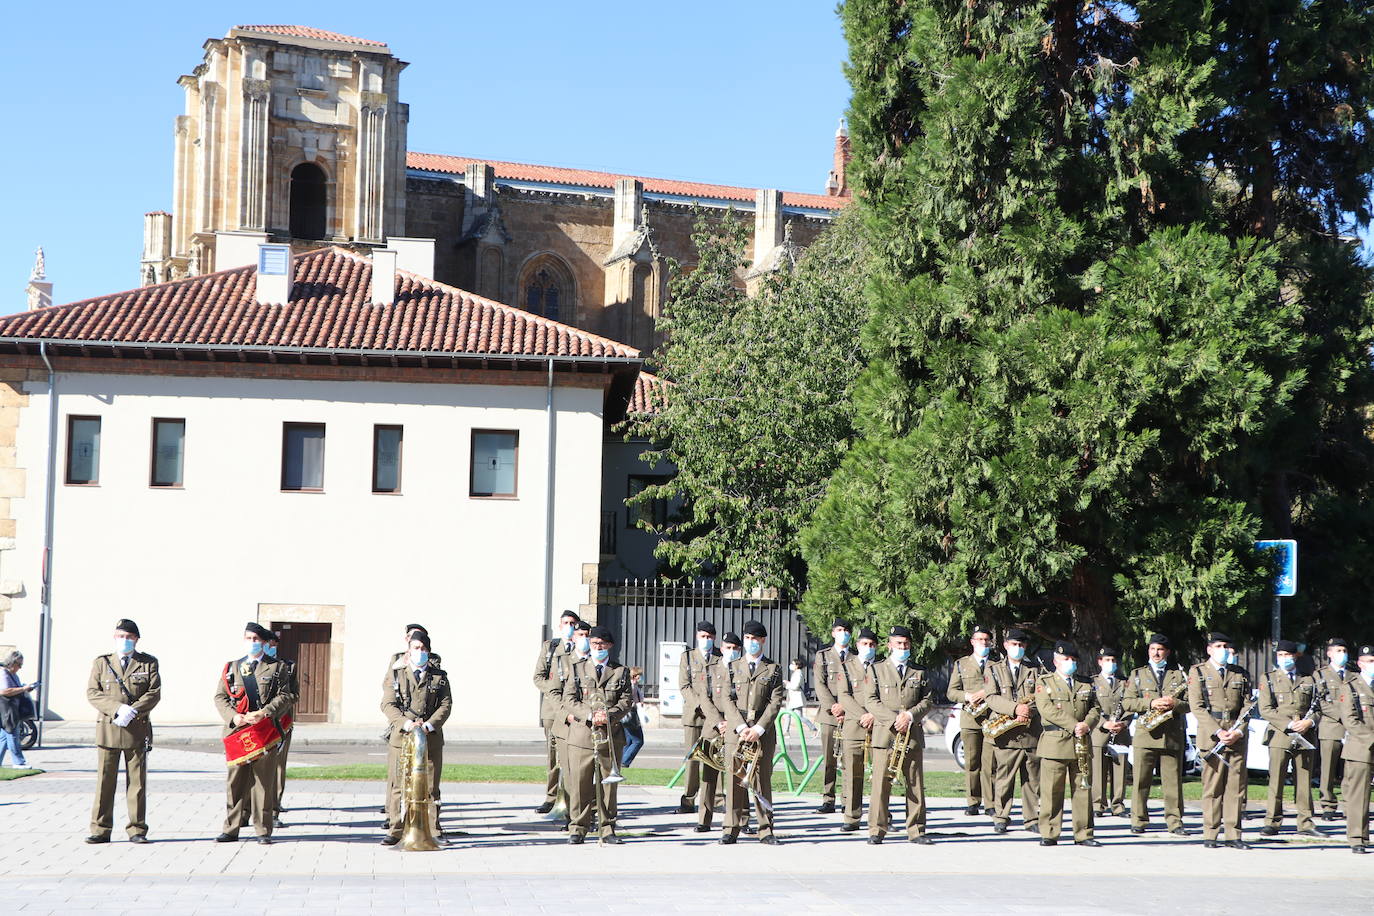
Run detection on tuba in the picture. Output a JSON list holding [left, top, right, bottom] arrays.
[[396, 725, 441, 851]]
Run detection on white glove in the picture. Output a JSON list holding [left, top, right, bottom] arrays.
[[422, 722, 435, 733], [113, 705, 137, 728], [401, 720, 416, 732]]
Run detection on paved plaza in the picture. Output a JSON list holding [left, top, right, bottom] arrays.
[[4, 740, 1371, 914]]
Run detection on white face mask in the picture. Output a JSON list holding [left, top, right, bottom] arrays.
[[1007, 645, 1025, 661]]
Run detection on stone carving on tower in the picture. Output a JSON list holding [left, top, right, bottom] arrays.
[[26, 248, 53, 311], [603, 181, 664, 353]]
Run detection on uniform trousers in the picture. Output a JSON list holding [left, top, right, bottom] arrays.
[[1091, 734, 1128, 813], [383, 734, 441, 840], [1039, 756, 1094, 842], [818, 722, 839, 803], [1131, 746, 1185, 830], [692, 731, 723, 829], [566, 733, 623, 838], [273, 728, 293, 814], [1264, 745, 1315, 831], [961, 727, 993, 808], [224, 754, 278, 838], [839, 733, 867, 828], [1200, 746, 1247, 841], [1318, 738, 1343, 815], [682, 722, 703, 805], [1342, 760, 1371, 848], [990, 743, 1040, 826], [90, 746, 148, 838], [724, 732, 776, 838], [868, 744, 925, 839], [542, 718, 561, 805]]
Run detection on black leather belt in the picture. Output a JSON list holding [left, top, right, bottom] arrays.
[[1042, 723, 1064, 733]]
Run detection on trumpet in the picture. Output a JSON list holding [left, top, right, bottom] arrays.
[[886, 726, 911, 781], [592, 702, 625, 786], [1073, 729, 1092, 791]]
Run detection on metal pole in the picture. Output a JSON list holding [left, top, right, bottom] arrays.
[[542, 357, 557, 635], [1271, 596, 1281, 644], [35, 342, 58, 748]]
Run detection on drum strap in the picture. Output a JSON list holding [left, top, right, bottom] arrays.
[[242, 665, 262, 711]]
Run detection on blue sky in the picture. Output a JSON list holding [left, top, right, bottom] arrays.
[[0, 1, 851, 305]]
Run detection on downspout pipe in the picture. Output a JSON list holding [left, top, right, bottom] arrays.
[[542, 357, 557, 642], [36, 342, 58, 747]]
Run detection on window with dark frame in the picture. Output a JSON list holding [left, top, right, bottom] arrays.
[[524, 268, 561, 321], [150, 418, 186, 487], [627, 475, 670, 529], [65, 415, 101, 485], [281, 422, 326, 491], [372, 425, 403, 493], [470, 430, 519, 498]]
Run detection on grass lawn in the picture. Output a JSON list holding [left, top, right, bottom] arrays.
[[0, 768, 42, 781]]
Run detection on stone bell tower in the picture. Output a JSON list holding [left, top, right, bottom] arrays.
[[142, 25, 409, 284]]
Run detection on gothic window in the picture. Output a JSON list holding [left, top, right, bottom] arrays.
[[289, 163, 328, 240], [524, 268, 562, 322]]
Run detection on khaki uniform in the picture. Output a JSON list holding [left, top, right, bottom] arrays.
[[1312, 664, 1350, 816], [1090, 673, 1132, 816], [271, 656, 297, 817], [533, 638, 573, 806], [381, 661, 452, 840], [213, 656, 296, 839], [947, 653, 994, 809], [812, 645, 850, 806], [1258, 667, 1319, 832], [1034, 672, 1101, 842], [85, 652, 162, 840], [711, 655, 784, 839], [1188, 662, 1252, 842], [1334, 674, 1374, 848], [863, 660, 932, 839], [984, 659, 1042, 828], [679, 645, 723, 821], [551, 649, 591, 809], [1122, 665, 1189, 831], [836, 656, 874, 829], [556, 657, 632, 838]]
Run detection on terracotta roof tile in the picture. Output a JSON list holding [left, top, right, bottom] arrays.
[[628, 372, 668, 416], [406, 152, 845, 212], [0, 247, 637, 360], [233, 25, 388, 47]]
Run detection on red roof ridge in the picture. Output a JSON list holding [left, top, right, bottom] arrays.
[[232, 25, 388, 48]]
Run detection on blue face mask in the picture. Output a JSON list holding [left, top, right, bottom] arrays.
[[265, 645, 278, 658], [744, 639, 762, 657], [575, 635, 590, 654], [835, 631, 851, 647], [974, 644, 990, 659], [1225, 649, 1238, 665], [114, 637, 135, 655], [1332, 653, 1349, 669], [412, 650, 429, 667], [726, 648, 741, 663], [891, 647, 911, 665], [1278, 655, 1295, 671], [698, 637, 714, 653], [1059, 659, 1078, 677], [1099, 661, 1117, 677], [1149, 658, 1167, 671], [860, 645, 876, 663], [561, 624, 575, 641], [247, 640, 265, 658], [592, 648, 610, 663], [1007, 645, 1026, 661]]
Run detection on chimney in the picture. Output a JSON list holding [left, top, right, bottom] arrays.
[[612, 178, 644, 251], [826, 118, 851, 197], [255, 244, 293, 305], [386, 237, 435, 279], [371, 248, 397, 306], [754, 189, 784, 261], [461, 163, 496, 235], [141, 212, 172, 286], [26, 248, 52, 310]]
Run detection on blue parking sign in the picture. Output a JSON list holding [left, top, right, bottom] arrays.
[[1256, 539, 1297, 597]]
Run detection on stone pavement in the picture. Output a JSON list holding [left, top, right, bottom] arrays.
[[5, 742, 1371, 914]]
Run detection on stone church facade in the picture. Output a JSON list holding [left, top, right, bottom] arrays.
[[139, 25, 849, 356]]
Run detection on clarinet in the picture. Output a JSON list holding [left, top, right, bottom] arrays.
[[1283, 679, 1320, 751]]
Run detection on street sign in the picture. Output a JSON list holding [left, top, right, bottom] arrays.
[[1256, 539, 1297, 597]]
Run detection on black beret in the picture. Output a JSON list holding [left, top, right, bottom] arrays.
[[574, 620, 592, 633], [971, 624, 993, 638], [830, 618, 851, 631], [695, 620, 717, 636], [1358, 644, 1374, 658], [1005, 627, 1028, 641], [856, 627, 878, 642], [588, 626, 615, 643], [1054, 641, 1079, 658], [558, 610, 581, 622], [1327, 637, 1348, 649], [743, 620, 767, 638], [404, 623, 427, 635], [1098, 646, 1119, 658], [890, 625, 913, 640], [245, 622, 274, 641], [1147, 633, 1170, 648], [114, 618, 140, 638], [722, 632, 742, 645], [408, 630, 432, 651], [1207, 632, 1233, 644], [1275, 639, 1299, 654]]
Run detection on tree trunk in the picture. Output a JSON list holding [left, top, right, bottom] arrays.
[[1068, 561, 1115, 652]]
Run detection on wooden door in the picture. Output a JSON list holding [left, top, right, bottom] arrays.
[[272, 622, 332, 722]]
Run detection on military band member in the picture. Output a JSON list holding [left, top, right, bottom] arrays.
[[265, 631, 296, 828], [380, 629, 451, 845], [714, 620, 784, 845], [1090, 647, 1131, 818], [679, 620, 723, 829], [533, 610, 579, 814], [947, 624, 996, 815], [1314, 637, 1351, 820], [812, 618, 853, 815], [1034, 641, 1102, 846], [382, 623, 441, 822], [985, 628, 1041, 834], [85, 619, 161, 844], [1122, 634, 1189, 835], [1335, 644, 1374, 854], [836, 627, 879, 834], [214, 622, 296, 845], [1188, 632, 1251, 849], [556, 625, 632, 845], [551, 620, 593, 817], [1259, 639, 1321, 837], [862, 626, 934, 845]]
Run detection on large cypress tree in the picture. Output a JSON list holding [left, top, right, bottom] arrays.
[[802, 0, 1373, 655]]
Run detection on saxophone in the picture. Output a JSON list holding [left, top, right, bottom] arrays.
[[984, 668, 1035, 739], [1139, 672, 1188, 731]]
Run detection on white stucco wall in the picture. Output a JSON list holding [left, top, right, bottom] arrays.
[[5, 369, 605, 726]]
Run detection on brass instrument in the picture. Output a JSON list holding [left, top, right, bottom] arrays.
[[592, 686, 625, 786], [886, 725, 911, 781], [1139, 672, 1188, 731], [984, 683, 1035, 739], [1073, 730, 1092, 791], [965, 696, 991, 719], [1202, 697, 1258, 762], [686, 734, 728, 774], [396, 724, 441, 851]]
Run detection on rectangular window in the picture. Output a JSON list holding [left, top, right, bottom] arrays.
[[150, 418, 185, 487], [282, 423, 326, 491], [470, 430, 518, 498], [627, 475, 670, 529], [372, 425, 403, 493], [65, 415, 101, 485]]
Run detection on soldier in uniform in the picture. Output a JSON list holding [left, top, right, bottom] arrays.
[[532, 609, 578, 814], [1335, 643, 1374, 854], [551, 620, 593, 820], [947, 624, 995, 815], [1314, 637, 1351, 820], [1090, 647, 1131, 818], [1259, 639, 1321, 837], [862, 626, 934, 845], [836, 627, 879, 834], [1122, 634, 1190, 835], [265, 631, 296, 829], [379, 629, 451, 845], [85, 619, 161, 844], [1188, 631, 1252, 849], [984, 628, 1042, 834], [214, 622, 296, 845], [678, 620, 723, 829], [1034, 641, 1102, 846], [555, 625, 632, 845], [811, 618, 852, 815], [715, 620, 784, 845]]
